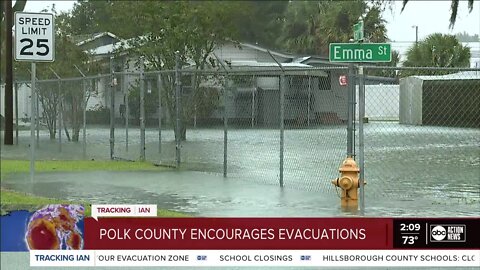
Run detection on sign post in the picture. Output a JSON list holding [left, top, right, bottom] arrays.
[[15, 12, 55, 182], [329, 20, 391, 214]]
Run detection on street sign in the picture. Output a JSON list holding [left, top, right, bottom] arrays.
[[329, 43, 391, 62], [353, 21, 364, 42], [339, 75, 348, 86], [15, 12, 55, 62]]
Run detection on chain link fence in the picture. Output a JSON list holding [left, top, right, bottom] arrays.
[[4, 64, 479, 211], [5, 74, 111, 161], [358, 67, 480, 215]]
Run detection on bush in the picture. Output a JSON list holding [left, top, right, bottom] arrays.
[[86, 106, 110, 125]]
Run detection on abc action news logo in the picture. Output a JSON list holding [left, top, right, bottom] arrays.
[[430, 225, 466, 242]]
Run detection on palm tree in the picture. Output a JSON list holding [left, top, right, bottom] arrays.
[[278, 0, 387, 56], [401, 0, 475, 28], [401, 33, 470, 76]]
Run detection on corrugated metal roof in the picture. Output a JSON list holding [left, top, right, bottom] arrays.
[[230, 60, 311, 68], [75, 32, 120, 46]]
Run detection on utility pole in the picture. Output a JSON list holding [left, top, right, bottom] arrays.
[[412, 25, 418, 44], [4, 0, 14, 145]]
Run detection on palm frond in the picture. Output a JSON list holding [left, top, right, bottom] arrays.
[[449, 0, 459, 29]]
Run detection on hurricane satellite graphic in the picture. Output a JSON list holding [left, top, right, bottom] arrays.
[[1, 204, 84, 251]]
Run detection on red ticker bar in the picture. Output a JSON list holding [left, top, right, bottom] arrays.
[[84, 218, 479, 250], [84, 218, 393, 250]]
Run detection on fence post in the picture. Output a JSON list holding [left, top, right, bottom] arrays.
[[267, 50, 285, 187], [193, 74, 197, 129], [30, 62, 36, 183], [307, 76, 311, 127], [279, 73, 285, 187], [223, 74, 229, 177], [58, 82, 62, 152], [36, 83, 39, 147], [358, 66, 365, 214], [140, 57, 146, 161], [82, 79, 87, 159], [213, 52, 229, 178], [175, 52, 181, 167], [110, 57, 115, 160], [14, 81, 19, 144], [125, 74, 129, 152], [251, 75, 255, 128], [49, 68, 62, 152], [157, 74, 162, 154], [347, 63, 355, 157], [74, 65, 88, 160]]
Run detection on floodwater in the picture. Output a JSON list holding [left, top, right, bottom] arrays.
[[1, 123, 479, 270], [1, 169, 479, 217], [1, 122, 479, 217]]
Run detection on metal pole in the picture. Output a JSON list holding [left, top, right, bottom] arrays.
[[14, 81, 19, 144], [358, 66, 365, 215], [415, 26, 418, 44], [347, 63, 355, 157], [193, 74, 197, 129], [73, 65, 87, 159], [82, 79, 87, 159], [157, 74, 162, 154], [125, 74, 129, 152], [36, 86, 39, 147], [59, 91, 62, 153], [224, 75, 228, 177], [279, 74, 285, 187], [353, 68, 357, 156], [212, 53, 230, 178], [266, 50, 285, 188], [30, 62, 36, 183], [251, 75, 255, 128], [49, 68, 62, 152], [175, 53, 181, 167], [307, 76, 311, 127], [140, 57, 146, 161], [109, 57, 115, 160]]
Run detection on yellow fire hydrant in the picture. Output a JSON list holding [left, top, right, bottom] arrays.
[[331, 157, 364, 209]]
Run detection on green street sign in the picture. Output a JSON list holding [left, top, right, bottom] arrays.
[[353, 21, 364, 42], [329, 43, 391, 62]]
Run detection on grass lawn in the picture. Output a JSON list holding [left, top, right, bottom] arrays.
[[1, 159, 189, 217], [1, 159, 168, 176]]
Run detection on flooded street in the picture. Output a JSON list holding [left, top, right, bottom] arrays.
[[2, 169, 479, 217], [1, 122, 479, 217]]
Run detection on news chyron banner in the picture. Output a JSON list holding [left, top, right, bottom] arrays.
[[1, 204, 478, 267]]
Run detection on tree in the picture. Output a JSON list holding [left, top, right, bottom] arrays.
[[232, 1, 289, 49], [401, 0, 475, 29], [277, 1, 387, 56], [366, 50, 401, 78], [33, 33, 91, 141], [402, 33, 470, 76], [61, 0, 117, 36], [106, 1, 243, 140], [455, 31, 479, 42], [1, 0, 27, 82], [27, 7, 103, 141], [127, 78, 159, 126]]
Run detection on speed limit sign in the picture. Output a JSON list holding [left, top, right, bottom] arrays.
[[15, 12, 55, 62]]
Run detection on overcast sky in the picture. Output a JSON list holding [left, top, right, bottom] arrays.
[[23, 0, 480, 42]]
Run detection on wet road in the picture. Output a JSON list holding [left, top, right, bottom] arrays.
[[1, 123, 479, 270], [1, 122, 479, 216], [2, 170, 478, 217]]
